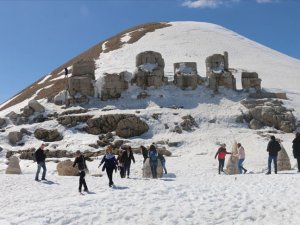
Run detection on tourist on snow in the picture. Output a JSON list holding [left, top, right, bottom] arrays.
[[292, 132, 300, 172], [234, 143, 247, 174], [214, 143, 231, 174], [123, 146, 135, 178], [158, 153, 167, 174], [73, 150, 89, 193], [148, 144, 158, 178], [34, 143, 47, 181], [117, 150, 126, 178], [266, 135, 281, 175], [99, 145, 118, 187], [141, 145, 148, 163]]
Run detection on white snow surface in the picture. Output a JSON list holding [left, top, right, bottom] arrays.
[[1, 21, 300, 225]]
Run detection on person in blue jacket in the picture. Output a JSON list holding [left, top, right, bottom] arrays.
[[99, 145, 118, 187], [148, 144, 158, 178]]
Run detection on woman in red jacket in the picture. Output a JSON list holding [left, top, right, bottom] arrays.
[[215, 144, 231, 174]]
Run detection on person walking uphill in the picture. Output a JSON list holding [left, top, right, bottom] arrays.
[[99, 145, 118, 187], [73, 150, 89, 193], [123, 146, 135, 178], [148, 144, 158, 178], [34, 143, 47, 181], [215, 144, 231, 174], [266, 135, 281, 175], [234, 143, 247, 174], [292, 132, 300, 172]]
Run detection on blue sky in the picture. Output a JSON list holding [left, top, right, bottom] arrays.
[[0, 0, 299, 104]]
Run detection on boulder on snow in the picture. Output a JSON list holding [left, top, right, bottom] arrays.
[[28, 99, 45, 113], [142, 158, 163, 178], [0, 118, 7, 128], [8, 131, 23, 146], [116, 116, 149, 138], [57, 160, 79, 176], [5, 156, 22, 174], [277, 143, 291, 171], [34, 128, 63, 142], [249, 119, 263, 130]]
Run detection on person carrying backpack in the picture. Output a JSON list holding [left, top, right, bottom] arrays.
[[266, 135, 281, 175], [158, 153, 167, 174], [148, 144, 158, 178], [34, 143, 47, 181], [214, 143, 231, 174], [73, 150, 89, 193], [292, 132, 300, 172]]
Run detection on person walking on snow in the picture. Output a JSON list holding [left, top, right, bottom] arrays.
[[99, 145, 118, 187], [158, 153, 167, 174], [141, 145, 148, 164], [266, 135, 281, 175], [148, 144, 158, 178], [34, 143, 47, 181], [73, 150, 89, 193], [234, 143, 247, 174], [123, 146, 135, 178], [215, 143, 231, 174], [117, 150, 126, 178], [292, 132, 300, 172]]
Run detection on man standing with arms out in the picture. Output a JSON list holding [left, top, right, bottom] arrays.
[[266, 136, 281, 175], [292, 132, 300, 172], [34, 143, 47, 181]]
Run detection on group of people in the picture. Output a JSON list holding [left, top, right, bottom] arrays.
[[214, 132, 300, 175]]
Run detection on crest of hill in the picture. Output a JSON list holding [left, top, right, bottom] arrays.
[[0, 22, 170, 111]]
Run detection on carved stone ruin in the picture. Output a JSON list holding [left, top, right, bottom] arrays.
[[225, 141, 239, 175], [142, 158, 163, 178], [241, 72, 261, 92], [205, 51, 236, 92], [67, 60, 95, 105], [132, 51, 166, 88], [5, 156, 22, 174], [277, 143, 291, 171], [100, 72, 129, 101], [173, 62, 202, 90]]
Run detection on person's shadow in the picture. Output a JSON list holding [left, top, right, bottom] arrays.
[[40, 180, 59, 185], [112, 186, 129, 190]]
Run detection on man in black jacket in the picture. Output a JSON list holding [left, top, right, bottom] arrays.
[[73, 150, 89, 193], [266, 136, 281, 175], [34, 143, 47, 181], [292, 132, 300, 172], [123, 146, 135, 178]]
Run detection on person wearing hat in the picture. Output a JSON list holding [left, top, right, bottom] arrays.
[[73, 150, 89, 193], [214, 143, 231, 174], [34, 143, 47, 181], [266, 135, 281, 175], [99, 145, 118, 187]]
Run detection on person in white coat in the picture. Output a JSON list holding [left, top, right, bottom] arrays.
[[234, 143, 247, 174]]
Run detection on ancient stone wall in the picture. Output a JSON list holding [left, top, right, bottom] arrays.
[[101, 72, 129, 101], [173, 62, 200, 90], [241, 72, 261, 92]]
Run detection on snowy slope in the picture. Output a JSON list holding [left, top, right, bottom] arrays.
[[0, 21, 300, 225]]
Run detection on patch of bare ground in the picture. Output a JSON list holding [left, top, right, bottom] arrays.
[[0, 22, 170, 111]]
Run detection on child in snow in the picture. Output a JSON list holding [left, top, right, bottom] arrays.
[[234, 143, 247, 174], [214, 143, 231, 174], [73, 150, 89, 193], [99, 145, 118, 187]]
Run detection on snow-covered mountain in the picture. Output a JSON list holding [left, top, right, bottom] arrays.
[[1, 22, 300, 225]]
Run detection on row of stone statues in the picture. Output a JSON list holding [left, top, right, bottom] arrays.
[[53, 51, 262, 105]]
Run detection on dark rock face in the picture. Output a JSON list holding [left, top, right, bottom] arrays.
[[34, 128, 63, 142], [57, 115, 93, 127], [86, 114, 148, 138], [8, 131, 23, 146], [0, 118, 7, 128]]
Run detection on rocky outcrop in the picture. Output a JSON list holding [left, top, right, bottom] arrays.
[[241, 99, 296, 133], [60, 109, 89, 116], [278, 143, 291, 171], [0, 118, 7, 128], [132, 51, 166, 88], [173, 62, 202, 90], [180, 115, 198, 131], [8, 131, 23, 146], [142, 158, 163, 178], [28, 99, 45, 113], [248, 92, 287, 100], [100, 72, 129, 101], [249, 119, 263, 130], [57, 115, 93, 127], [34, 128, 63, 142], [6, 111, 28, 125], [5, 156, 22, 174], [86, 114, 148, 138], [57, 160, 79, 176]]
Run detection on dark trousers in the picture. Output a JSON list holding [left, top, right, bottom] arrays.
[[106, 168, 114, 186], [119, 166, 125, 178], [218, 159, 225, 174], [35, 162, 46, 180], [297, 157, 300, 172], [268, 156, 278, 173], [124, 163, 131, 177], [150, 160, 158, 178], [79, 171, 88, 192]]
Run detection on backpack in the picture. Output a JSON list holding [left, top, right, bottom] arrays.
[[275, 141, 281, 152], [149, 150, 158, 161]]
